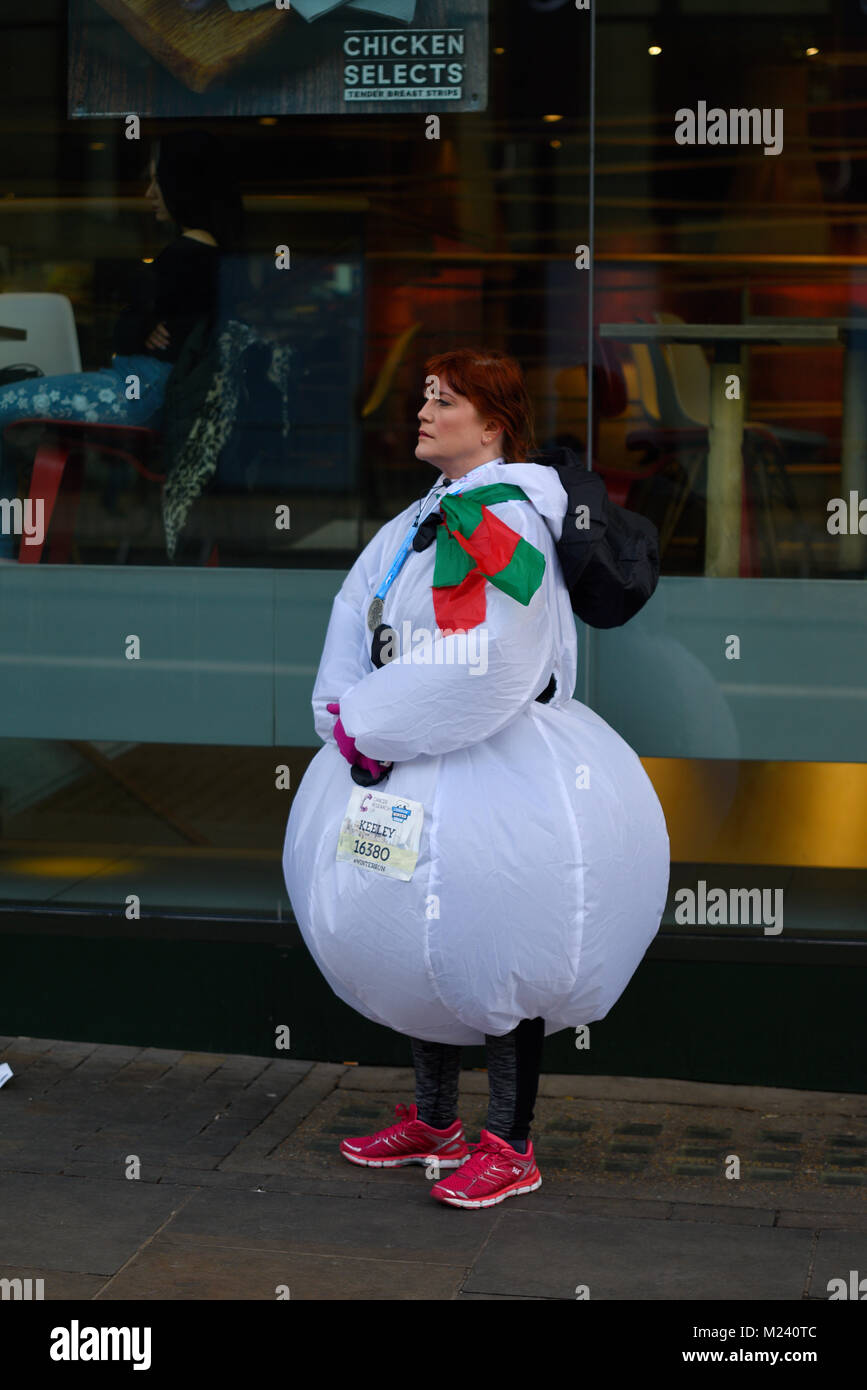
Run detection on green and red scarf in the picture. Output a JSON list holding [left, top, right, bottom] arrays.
[[431, 483, 546, 631]]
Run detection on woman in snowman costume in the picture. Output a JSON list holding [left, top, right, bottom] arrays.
[[283, 348, 670, 1209]]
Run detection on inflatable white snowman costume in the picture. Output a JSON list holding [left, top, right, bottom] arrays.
[[282, 457, 670, 1045]]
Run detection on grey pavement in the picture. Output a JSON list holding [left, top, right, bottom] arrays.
[[0, 1036, 865, 1300]]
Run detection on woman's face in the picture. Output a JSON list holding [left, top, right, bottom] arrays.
[[416, 376, 503, 474], [145, 158, 171, 223]]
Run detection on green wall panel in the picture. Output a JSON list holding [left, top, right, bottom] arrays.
[[0, 568, 275, 745], [593, 578, 867, 760], [0, 567, 864, 759]]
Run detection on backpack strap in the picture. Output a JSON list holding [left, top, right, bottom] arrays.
[[535, 447, 660, 628]]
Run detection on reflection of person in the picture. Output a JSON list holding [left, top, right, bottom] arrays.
[[283, 348, 670, 1209], [0, 131, 243, 558]]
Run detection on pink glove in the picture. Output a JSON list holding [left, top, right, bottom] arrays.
[[326, 702, 385, 778]]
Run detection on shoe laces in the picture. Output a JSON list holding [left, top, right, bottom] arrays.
[[376, 1101, 419, 1140], [458, 1135, 517, 1176]]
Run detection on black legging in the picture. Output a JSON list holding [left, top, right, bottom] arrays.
[[410, 1017, 546, 1143]]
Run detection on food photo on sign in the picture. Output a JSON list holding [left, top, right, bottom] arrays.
[[68, 0, 488, 116]]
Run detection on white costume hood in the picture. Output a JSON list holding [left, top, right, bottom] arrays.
[[436, 458, 569, 543]]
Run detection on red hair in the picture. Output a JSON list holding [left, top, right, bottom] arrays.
[[423, 348, 537, 464]]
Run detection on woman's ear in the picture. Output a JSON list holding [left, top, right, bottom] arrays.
[[484, 419, 505, 445]]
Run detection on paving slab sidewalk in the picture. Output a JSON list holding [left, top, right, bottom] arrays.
[[0, 1036, 865, 1301]]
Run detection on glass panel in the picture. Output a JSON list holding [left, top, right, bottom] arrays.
[[593, 0, 867, 941], [0, 2, 595, 924], [595, 1, 867, 581]]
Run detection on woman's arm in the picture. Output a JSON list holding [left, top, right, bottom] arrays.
[[153, 242, 219, 358], [112, 261, 158, 356], [311, 591, 371, 744], [310, 508, 415, 744], [337, 505, 557, 762], [112, 241, 217, 359]]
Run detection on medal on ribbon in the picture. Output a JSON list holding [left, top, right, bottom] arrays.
[[367, 596, 384, 631]]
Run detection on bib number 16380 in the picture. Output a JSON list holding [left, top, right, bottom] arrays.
[[336, 785, 424, 881]]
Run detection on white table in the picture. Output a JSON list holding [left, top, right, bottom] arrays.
[[599, 322, 839, 577]]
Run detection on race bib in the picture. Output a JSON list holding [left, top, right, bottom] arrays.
[[336, 785, 424, 881]]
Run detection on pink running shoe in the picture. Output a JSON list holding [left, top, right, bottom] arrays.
[[340, 1102, 471, 1169], [429, 1129, 542, 1208]]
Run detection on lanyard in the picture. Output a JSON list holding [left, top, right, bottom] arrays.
[[366, 477, 464, 629], [378, 481, 460, 598], [366, 459, 505, 630]]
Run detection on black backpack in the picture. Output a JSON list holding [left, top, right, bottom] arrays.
[[533, 444, 660, 628]]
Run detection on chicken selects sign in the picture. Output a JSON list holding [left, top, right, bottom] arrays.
[[69, 0, 488, 117], [342, 24, 472, 104]]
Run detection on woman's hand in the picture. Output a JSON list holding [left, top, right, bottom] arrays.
[[145, 321, 171, 351], [327, 702, 391, 778]]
